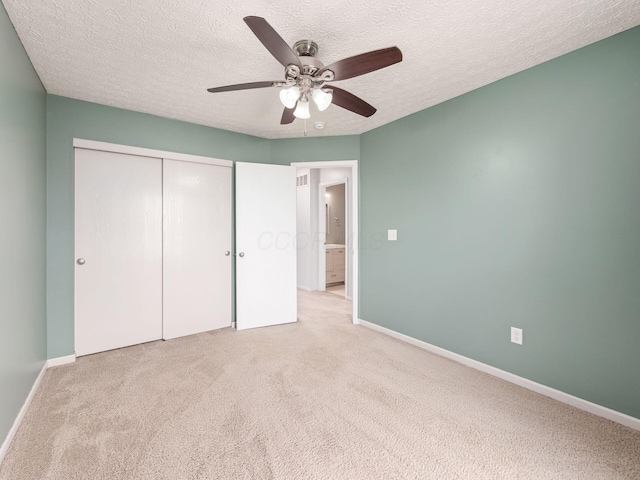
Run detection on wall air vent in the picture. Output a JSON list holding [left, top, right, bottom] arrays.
[[297, 174, 308, 187]]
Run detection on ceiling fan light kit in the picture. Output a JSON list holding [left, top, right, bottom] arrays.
[[207, 16, 403, 127]]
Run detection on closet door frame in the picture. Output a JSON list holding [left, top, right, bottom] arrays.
[[73, 139, 232, 355], [73, 139, 233, 169]]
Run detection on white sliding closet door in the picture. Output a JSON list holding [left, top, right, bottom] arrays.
[[75, 148, 163, 356], [235, 162, 297, 330], [163, 159, 232, 339]]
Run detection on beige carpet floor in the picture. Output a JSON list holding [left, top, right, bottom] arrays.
[[326, 284, 346, 298], [1, 290, 639, 479]]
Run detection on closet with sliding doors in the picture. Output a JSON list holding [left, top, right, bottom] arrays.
[[73, 142, 232, 356]]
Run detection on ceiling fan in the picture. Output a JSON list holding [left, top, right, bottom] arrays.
[[207, 16, 403, 125]]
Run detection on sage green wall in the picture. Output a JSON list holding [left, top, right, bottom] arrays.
[[0, 3, 47, 444], [270, 136, 360, 164], [360, 27, 640, 418], [46, 95, 271, 358]]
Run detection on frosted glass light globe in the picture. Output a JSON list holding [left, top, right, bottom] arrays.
[[312, 88, 333, 111], [279, 86, 300, 109], [293, 99, 310, 119]]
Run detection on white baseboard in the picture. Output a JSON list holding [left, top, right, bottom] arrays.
[[358, 319, 640, 432], [0, 354, 76, 466], [297, 285, 313, 292], [0, 362, 47, 464], [47, 354, 76, 368]]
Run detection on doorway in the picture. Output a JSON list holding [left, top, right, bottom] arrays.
[[324, 183, 346, 297], [292, 160, 359, 324]]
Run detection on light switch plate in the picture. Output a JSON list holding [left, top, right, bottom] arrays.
[[388, 229, 397, 241]]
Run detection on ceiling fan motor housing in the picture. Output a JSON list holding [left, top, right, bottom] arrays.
[[293, 40, 324, 75]]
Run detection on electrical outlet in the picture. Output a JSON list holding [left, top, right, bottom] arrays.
[[388, 229, 397, 241], [511, 327, 523, 345]]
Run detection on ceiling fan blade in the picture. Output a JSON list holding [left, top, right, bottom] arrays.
[[281, 107, 295, 124], [330, 86, 377, 117], [244, 16, 302, 69], [319, 47, 402, 81], [207, 81, 278, 93]]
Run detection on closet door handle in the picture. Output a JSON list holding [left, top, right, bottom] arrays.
[[76, 258, 86, 265], [238, 252, 245, 258], [224, 251, 231, 256]]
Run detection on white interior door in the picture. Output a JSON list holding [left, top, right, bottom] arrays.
[[162, 159, 232, 339], [236, 162, 297, 330], [75, 148, 163, 356]]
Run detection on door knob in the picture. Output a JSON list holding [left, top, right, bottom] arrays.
[[76, 258, 86, 265], [238, 252, 245, 257], [224, 251, 231, 256]]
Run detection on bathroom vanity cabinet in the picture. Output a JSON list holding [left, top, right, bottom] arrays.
[[326, 245, 345, 285]]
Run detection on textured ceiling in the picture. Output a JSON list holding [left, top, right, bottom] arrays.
[[4, 0, 640, 139]]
